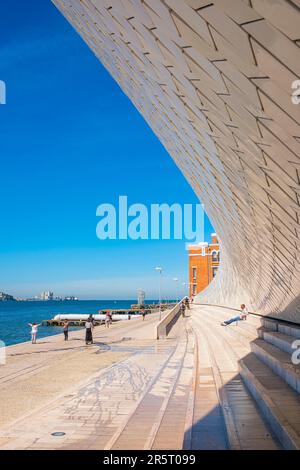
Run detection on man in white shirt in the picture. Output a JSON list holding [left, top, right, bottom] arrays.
[[221, 304, 248, 326]]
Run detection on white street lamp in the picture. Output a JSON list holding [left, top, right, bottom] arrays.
[[155, 267, 163, 320]]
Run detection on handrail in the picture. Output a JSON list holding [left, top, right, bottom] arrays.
[[155, 300, 184, 339], [195, 303, 300, 328]]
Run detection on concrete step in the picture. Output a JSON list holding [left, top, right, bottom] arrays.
[[245, 315, 264, 328], [193, 315, 280, 450], [251, 339, 300, 394], [234, 320, 261, 339], [185, 327, 229, 450], [261, 318, 300, 339], [206, 308, 262, 328], [262, 330, 299, 356], [204, 312, 260, 347], [278, 323, 300, 340], [221, 324, 258, 350], [240, 353, 300, 449]]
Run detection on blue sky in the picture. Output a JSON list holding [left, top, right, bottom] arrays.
[[0, 1, 214, 300]]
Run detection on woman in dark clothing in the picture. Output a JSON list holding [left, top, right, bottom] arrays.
[[85, 315, 94, 345]]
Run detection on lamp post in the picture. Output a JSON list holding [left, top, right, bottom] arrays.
[[182, 282, 187, 298], [173, 277, 179, 303], [155, 267, 163, 321]]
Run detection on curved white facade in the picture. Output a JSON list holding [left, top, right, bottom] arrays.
[[53, 0, 300, 323]]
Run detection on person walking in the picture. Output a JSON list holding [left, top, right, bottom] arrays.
[[63, 319, 69, 341], [180, 302, 186, 317], [185, 297, 190, 310], [221, 304, 248, 326], [105, 310, 112, 328], [142, 311, 146, 321], [85, 315, 94, 345], [28, 322, 41, 344]]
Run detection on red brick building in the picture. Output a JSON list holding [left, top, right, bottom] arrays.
[[188, 233, 220, 297]]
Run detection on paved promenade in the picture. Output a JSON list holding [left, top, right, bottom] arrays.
[[0, 310, 191, 450], [0, 313, 162, 430], [0, 305, 292, 450]]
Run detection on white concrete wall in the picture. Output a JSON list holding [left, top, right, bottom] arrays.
[[53, 0, 300, 323]]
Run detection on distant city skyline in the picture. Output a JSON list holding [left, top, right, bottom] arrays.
[[0, 1, 214, 300]]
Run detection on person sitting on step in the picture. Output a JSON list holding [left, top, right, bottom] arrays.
[[221, 304, 248, 326]]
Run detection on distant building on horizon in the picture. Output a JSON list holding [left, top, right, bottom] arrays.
[[40, 291, 54, 301], [137, 289, 145, 306], [188, 233, 220, 297]]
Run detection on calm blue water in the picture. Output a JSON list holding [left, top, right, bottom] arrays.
[[0, 300, 137, 346]]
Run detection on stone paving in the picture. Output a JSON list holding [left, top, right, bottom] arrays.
[[2, 346, 174, 450], [0, 312, 166, 429], [0, 311, 186, 450]]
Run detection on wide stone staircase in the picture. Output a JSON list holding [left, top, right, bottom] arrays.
[[194, 306, 300, 450]]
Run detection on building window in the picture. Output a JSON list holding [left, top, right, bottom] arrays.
[[212, 266, 218, 278], [212, 251, 218, 262], [192, 284, 197, 295], [192, 267, 196, 280]]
